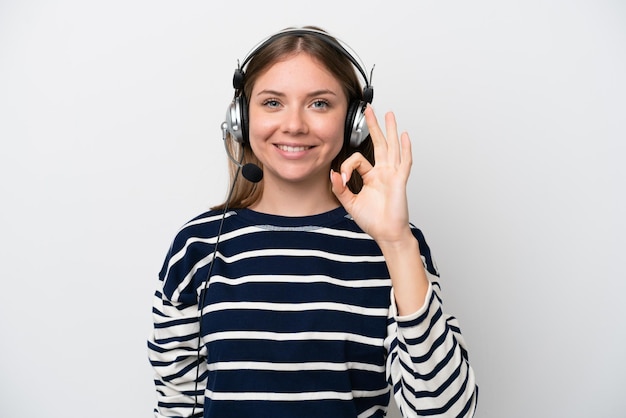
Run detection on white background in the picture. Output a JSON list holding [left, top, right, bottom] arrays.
[[1, 1, 624, 417]]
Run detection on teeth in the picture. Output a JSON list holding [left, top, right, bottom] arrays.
[[277, 145, 309, 152]]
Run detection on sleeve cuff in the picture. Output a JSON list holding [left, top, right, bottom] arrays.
[[389, 281, 433, 324]]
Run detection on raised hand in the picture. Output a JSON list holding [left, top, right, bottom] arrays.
[[330, 105, 414, 245]]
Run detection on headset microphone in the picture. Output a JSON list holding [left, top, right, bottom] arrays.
[[221, 122, 263, 183], [241, 162, 263, 183]]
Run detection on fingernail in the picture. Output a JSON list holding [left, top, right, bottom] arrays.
[[341, 173, 347, 187]]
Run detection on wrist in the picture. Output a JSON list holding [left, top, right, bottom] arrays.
[[375, 228, 419, 254]]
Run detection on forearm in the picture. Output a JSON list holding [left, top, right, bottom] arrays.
[[378, 229, 430, 316]]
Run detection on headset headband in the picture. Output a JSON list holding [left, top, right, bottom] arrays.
[[233, 28, 374, 103]]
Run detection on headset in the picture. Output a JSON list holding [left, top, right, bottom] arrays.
[[223, 27, 375, 149]]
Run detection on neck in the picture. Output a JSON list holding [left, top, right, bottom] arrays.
[[250, 177, 340, 217]]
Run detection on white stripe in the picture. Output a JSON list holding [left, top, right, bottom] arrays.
[[209, 274, 390, 288], [180, 211, 232, 229], [204, 330, 383, 346], [206, 361, 385, 373], [216, 248, 384, 263], [205, 388, 388, 401], [313, 227, 374, 240], [202, 301, 388, 316]]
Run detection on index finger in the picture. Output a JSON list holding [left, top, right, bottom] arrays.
[[364, 105, 386, 150]]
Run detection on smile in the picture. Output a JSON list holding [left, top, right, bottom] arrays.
[[276, 144, 312, 153]]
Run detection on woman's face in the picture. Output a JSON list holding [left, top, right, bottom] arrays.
[[248, 52, 348, 188]]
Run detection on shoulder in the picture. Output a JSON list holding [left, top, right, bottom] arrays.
[[168, 209, 233, 249], [157, 209, 236, 301]]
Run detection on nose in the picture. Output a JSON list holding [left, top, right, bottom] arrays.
[[282, 107, 308, 135]]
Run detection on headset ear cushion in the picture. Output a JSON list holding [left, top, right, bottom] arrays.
[[225, 94, 249, 144], [345, 100, 369, 147], [345, 100, 358, 145], [239, 94, 249, 144]]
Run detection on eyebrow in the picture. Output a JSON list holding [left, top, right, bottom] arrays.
[[255, 89, 339, 98]]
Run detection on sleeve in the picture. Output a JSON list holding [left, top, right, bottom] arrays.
[[147, 237, 209, 418], [384, 229, 478, 418]]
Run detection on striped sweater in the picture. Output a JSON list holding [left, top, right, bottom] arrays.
[[148, 206, 477, 417]]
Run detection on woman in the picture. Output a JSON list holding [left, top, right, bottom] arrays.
[[148, 26, 478, 418]]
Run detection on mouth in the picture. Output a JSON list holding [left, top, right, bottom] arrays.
[[275, 144, 313, 153]]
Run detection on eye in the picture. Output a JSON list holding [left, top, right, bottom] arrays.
[[262, 99, 281, 109], [311, 99, 330, 109]]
